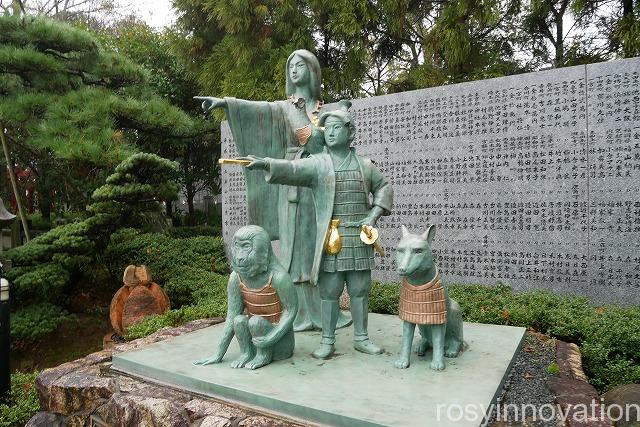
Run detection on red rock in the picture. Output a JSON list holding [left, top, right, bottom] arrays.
[[110, 286, 130, 335], [147, 282, 170, 312], [123, 265, 152, 287], [121, 285, 163, 333], [112, 265, 170, 335]]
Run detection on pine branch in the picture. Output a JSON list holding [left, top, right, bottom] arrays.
[[16, 0, 26, 14]]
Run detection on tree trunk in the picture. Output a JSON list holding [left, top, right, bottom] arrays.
[[185, 183, 196, 225], [35, 163, 56, 223], [11, 0, 24, 15], [38, 192, 52, 223], [623, 0, 633, 17], [0, 126, 29, 242], [555, 13, 564, 66]]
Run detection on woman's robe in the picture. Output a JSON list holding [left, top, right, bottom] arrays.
[[225, 97, 351, 329]]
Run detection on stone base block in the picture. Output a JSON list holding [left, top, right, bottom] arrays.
[[113, 313, 525, 427]]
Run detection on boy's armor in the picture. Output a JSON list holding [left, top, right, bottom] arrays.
[[323, 153, 375, 272]]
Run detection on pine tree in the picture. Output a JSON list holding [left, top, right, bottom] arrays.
[[6, 152, 179, 305], [94, 18, 218, 219], [0, 15, 207, 219]]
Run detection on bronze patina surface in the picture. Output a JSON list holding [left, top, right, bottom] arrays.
[[399, 273, 447, 325]]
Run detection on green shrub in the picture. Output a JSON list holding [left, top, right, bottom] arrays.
[[11, 303, 75, 345], [164, 270, 227, 308], [0, 371, 40, 427], [7, 262, 70, 303], [102, 229, 229, 340], [27, 211, 89, 232], [579, 305, 640, 390], [6, 153, 179, 307], [547, 362, 560, 375], [102, 230, 227, 307], [125, 271, 228, 340], [369, 282, 400, 314], [167, 226, 220, 239]]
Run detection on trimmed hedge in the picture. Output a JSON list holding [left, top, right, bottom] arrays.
[[101, 229, 227, 308], [125, 273, 227, 340], [102, 230, 229, 339]]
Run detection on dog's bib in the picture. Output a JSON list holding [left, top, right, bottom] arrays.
[[399, 273, 447, 325]]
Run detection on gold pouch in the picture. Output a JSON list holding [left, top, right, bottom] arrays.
[[324, 219, 342, 255]]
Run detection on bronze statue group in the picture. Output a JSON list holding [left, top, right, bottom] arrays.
[[193, 50, 464, 371]]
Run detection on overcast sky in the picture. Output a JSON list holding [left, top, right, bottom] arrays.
[[116, 0, 176, 29]]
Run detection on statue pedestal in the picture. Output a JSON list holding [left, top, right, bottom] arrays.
[[113, 314, 525, 427]]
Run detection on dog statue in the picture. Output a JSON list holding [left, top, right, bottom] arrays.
[[394, 224, 464, 370]]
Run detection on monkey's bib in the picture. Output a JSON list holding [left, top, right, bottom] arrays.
[[239, 276, 282, 324], [399, 273, 447, 325]]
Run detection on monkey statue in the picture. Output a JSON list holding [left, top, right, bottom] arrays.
[[194, 225, 298, 369]]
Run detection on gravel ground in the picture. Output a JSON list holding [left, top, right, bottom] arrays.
[[488, 332, 561, 427]]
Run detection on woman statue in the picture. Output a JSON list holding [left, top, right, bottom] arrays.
[[196, 49, 351, 331]]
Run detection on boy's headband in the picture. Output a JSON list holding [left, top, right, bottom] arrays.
[[318, 99, 352, 127]]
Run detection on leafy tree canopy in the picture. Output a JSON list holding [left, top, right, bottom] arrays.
[[0, 15, 203, 216], [90, 17, 219, 216], [172, 0, 640, 100]]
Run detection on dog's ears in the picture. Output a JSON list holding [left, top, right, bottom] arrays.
[[401, 225, 410, 238], [420, 224, 436, 244]]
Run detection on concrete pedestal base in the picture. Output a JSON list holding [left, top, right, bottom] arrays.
[[113, 313, 525, 427]]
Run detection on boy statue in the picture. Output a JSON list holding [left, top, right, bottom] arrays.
[[244, 101, 393, 359], [194, 225, 297, 369]]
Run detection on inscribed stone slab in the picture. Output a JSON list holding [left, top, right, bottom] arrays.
[[221, 58, 640, 304], [585, 58, 640, 302]]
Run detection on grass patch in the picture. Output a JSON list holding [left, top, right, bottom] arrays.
[[0, 371, 40, 427]]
